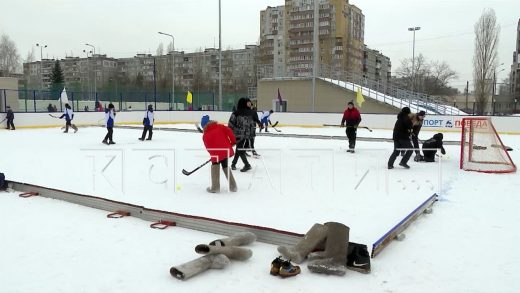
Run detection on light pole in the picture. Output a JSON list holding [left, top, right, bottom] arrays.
[[83, 49, 92, 100], [218, 0, 222, 110], [408, 27, 420, 94], [36, 43, 47, 96], [158, 32, 175, 110], [311, 0, 319, 112], [85, 43, 96, 100]]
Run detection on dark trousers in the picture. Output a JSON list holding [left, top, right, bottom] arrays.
[[346, 126, 357, 149], [212, 158, 229, 169], [388, 139, 413, 166], [103, 127, 114, 142], [232, 139, 250, 167], [141, 125, 153, 140], [411, 134, 420, 155], [6, 118, 14, 130], [422, 150, 436, 162]]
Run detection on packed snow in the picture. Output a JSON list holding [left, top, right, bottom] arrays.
[[1, 124, 519, 292]]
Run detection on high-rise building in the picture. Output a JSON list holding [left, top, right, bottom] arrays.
[[259, 0, 365, 78], [363, 45, 391, 89], [510, 19, 520, 104]]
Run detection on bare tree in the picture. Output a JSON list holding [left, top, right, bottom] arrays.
[[473, 8, 500, 114], [156, 43, 164, 56], [166, 41, 174, 53], [0, 33, 21, 75], [25, 47, 35, 63]]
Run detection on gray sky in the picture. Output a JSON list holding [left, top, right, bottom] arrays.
[[1, 0, 518, 91]]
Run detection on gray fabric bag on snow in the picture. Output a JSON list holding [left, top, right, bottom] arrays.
[[209, 232, 257, 246], [170, 254, 230, 280], [307, 222, 350, 276], [195, 244, 252, 261], [277, 223, 328, 264]]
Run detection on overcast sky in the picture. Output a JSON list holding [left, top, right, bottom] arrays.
[[1, 0, 518, 90]]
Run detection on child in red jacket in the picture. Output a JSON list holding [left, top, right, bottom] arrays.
[[340, 101, 362, 153], [201, 115, 237, 193]]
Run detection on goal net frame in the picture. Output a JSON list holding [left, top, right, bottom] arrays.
[[460, 117, 516, 173]]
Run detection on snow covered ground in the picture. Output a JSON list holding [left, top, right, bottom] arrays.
[[1, 125, 519, 292]]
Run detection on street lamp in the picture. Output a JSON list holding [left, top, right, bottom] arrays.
[[158, 32, 175, 110], [408, 27, 421, 94], [83, 49, 92, 100], [218, 0, 222, 111], [85, 43, 96, 99], [36, 43, 47, 95]]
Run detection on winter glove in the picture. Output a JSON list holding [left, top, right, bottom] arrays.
[[143, 118, 146, 125], [441, 148, 446, 155]]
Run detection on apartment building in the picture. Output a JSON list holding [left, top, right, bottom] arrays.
[[363, 45, 391, 88], [259, 0, 365, 78], [511, 19, 520, 103]]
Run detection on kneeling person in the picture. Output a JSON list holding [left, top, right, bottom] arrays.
[[421, 133, 446, 162]]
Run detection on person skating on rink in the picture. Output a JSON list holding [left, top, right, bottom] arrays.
[[340, 101, 362, 153], [388, 107, 413, 169], [139, 104, 154, 141], [419, 133, 446, 162], [410, 110, 426, 161], [102, 103, 116, 145], [260, 110, 274, 132], [5, 106, 15, 130], [201, 115, 237, 193], [59, 103, 78, 133]]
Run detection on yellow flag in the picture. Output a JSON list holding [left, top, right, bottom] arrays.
[[356, 87, 365, 108], [186, 91, 193, 104]]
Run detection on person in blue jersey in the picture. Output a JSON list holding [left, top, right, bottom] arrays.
[[102, 103, 116, 145], [59, 103, 78, 133], [259, 109, 274, 132], [139, 104, 154, 141]]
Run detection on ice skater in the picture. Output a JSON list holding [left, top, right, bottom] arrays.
[[102, 103, 116, 145], [201, 115, 237, 193], [340, 101, 362, 153], [139, 104, 154, 141], [388, 107, 413, 169], [5, 106, 15, 130], [259, 109, 274, 132], [229, 98, 256, 172], [59, 103, 78, 133]]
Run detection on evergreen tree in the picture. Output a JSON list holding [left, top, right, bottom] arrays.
[[50, 60, 64, 98]]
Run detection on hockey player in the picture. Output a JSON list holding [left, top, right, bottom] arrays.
[[139, 104, 154, 141], [201, 115, 237, 193], [59, 103, 78, 133], [229, 97, 256, 172], [410, 110, 426, 161], [102, 103, 116, 145], [420, 133, 446, 162], [340, 101, 362, 153], [260, 110, 274, 132], [5, 106, 15, 130], [388, 107, 413, 169]]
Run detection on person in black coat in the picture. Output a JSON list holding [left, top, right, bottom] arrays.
[[5, 106, 15, 130], [420, 133, 446, 162], [388, 107, 413, 169], [228, 97, 260, 172]]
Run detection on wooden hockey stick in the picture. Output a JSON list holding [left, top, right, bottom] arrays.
[[324, 124, 373, 132]]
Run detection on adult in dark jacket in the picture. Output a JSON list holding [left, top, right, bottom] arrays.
[[388, 107, 413, 169], [410, 110, 426, 161], [228, 97, 257, 172], [420, 133, 446, 162], [5, 106, 15, 130], [202, 116, 237, 193], [340, 101, 362, 153]]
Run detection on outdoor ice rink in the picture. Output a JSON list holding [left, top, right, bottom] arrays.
[[1, 125, 519, 292]]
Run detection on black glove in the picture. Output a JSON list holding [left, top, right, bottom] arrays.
[[441, 149, 446, 155]]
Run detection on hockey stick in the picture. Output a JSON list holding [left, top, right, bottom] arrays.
[[0, 118, 5, 124], [271, 121, 279, 128], [324, 124, 373, 132], [182, 159, 211, 176], [272, 126, 282, 132], [48, 114, 61, 119]]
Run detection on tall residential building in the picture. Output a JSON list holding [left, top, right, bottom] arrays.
[[259, 5, 286, 78], [259, 0, 364, 78], [363, 45, 391, 88], [510, 19, 520, 103]]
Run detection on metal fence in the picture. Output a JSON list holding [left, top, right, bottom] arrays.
[[0, 88, 247, 113]]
